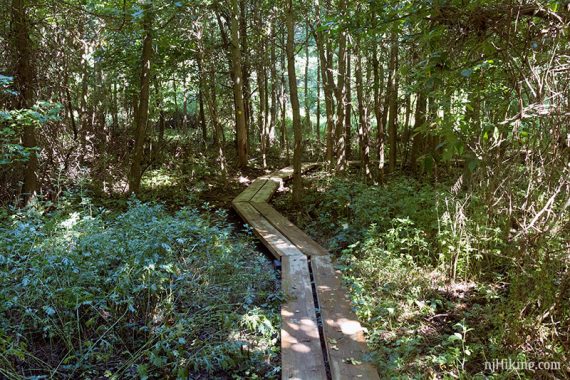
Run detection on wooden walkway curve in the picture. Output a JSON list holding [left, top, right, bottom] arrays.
[[232, 164, 380, 380]]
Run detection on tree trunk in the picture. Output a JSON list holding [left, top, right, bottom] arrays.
[[335, 0, 347, 172], [111, 82, 119, 130], [269, 18, 278, 146], [239, 0, 252, 144], [230, 0, 248, 167], [372, 42, 385, 182], [172, 77, 178, 125], [344, 45, 352, 160], [286, 0, 303, 205], [183, 76, 189, 129], [258, 59, 267, 167], [280, 29, 289, 157], [316, 54, 321, 143], [387, 31, 399, 171], [401, 93, 412, 169], [128, 2, 153, 194], [303, 21, 311, 134], [63, 65, 78, 140], [12, 0, 39, 204], [314, 0, 335, 166], [198, 74, 207, 145], [355, 37, 371, 181], [410, 92, 427, 175], [79, 25, 91, 164], [153, 82, 165, 164], [206, 65, 227, 179]]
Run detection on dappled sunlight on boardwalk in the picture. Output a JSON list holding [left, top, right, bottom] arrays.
[[232, 163, 379, 380]]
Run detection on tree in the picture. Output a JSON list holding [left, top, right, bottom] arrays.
[[11, 0, 38, 204], [372, 39, 385, 182], [286, 0, 303, 205], [334, 0, 348, 172], [409, 91, 427, 174], [355, 32, 371, 181], [128, 1, 154, 194], [386, 30, 398, 171], [229, 0, 248, 168], [314, 0, 336, 166]]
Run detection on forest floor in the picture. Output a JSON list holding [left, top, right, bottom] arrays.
[[271, 167, 542, 379], [128, 155, 565, 379], [0, 155, 288, 378], [2, 149, 566, 379]]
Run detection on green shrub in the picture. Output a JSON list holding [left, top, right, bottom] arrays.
[[0, 198, 280, 378], [299, 173, 568, 378]]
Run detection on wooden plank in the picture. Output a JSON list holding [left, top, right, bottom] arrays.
[[270, 162, 321, 181], [249, 162, 320, 203], [232, 163, 379, 379], [233, 178, 267, 203], [250, 180, 280, 203], [282, 255, 328, 380], [251, 202, 327, 257], [273, 166, 295, 180], [232, 202, 304, 259], [311, 255, 380, 380]]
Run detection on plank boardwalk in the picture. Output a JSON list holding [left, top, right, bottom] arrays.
[[232, 163, 380, 380]]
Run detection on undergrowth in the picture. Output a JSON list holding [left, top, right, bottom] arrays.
[[0, 197, 280, 379], [282, 172, 568, 379]]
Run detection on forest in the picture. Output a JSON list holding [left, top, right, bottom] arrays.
[[0, 0, 569, 378]]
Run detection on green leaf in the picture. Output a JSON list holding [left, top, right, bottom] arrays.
[[344, 357, 362, 365], [467, 159, 478, 173], [44, 306, 56, 316]]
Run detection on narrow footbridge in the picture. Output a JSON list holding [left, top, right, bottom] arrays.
[[232, 163, 380, 380]]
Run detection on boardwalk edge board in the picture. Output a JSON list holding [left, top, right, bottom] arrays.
[[232, 163, 379, 380]]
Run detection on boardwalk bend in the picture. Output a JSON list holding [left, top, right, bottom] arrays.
[[232, 163, 380, 380]]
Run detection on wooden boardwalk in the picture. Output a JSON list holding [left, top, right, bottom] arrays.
[[232, 164, 379, 380]]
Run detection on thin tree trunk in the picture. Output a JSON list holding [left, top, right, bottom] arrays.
[[401, 93, 412, 169], [63, 66, 78, 140], [314, 0, 335, 166], [111, 82, 119, 129], [172, 77, 178, 125], [258, 59, 267, 167], [316, 54, 321, 143], [269, 18, 278, 146], [355, 37, 371, 181], [344, 46, 352, 160], [280, 29, 289, 160], [198, 78, 207, 145], [93, 62, 107, 188], [264, 61, 270, 149], [410, 92, 427, 175], [387, 31, 399, 171], [12, 0, 39, 203], [335, 0, 347, 172], [128, 2, 153, 194], [372, 42, 385, 182], [303, 21, 311, 134], [239, 0, 252, 143], [183, 76, 189, 129], [152, 82, 165, 164], [79, 29, 91, 163], [279, 64, 287, 149], [230, 0, 248, 167], [206, 66, 227, 179], [286, 0, 303, 205]]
